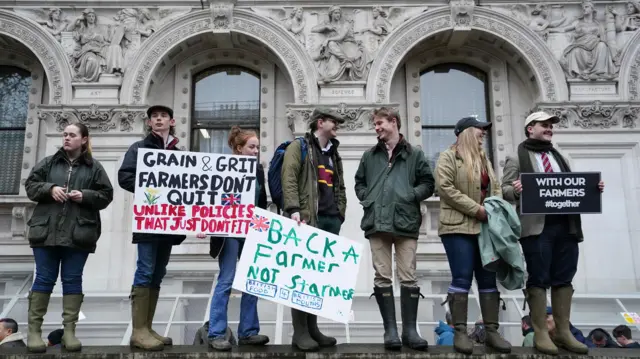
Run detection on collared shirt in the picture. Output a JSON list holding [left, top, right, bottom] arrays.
[[534, 151, 562, 172]]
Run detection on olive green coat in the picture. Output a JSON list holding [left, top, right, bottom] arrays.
[[24, 150, 114, 253], [354, 138, 435, 239], [281, 133, 346, 227], [435, 147, 501, 236]]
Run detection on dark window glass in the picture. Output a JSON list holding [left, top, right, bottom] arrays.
[[420, 64, 492, 170], [0, 66, 31, 194], [191, 66, 260, 154]]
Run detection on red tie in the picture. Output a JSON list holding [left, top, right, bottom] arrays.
[[541, 152, 553, 173]]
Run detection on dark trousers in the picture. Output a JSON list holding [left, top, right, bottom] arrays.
[[32, 246, 90, 294], [133, 242, 173, 288], [441, 234, 497, 292], [317, 215, 342, 235], [520, 216, 579, 289]]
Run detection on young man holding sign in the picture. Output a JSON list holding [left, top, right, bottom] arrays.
[[281, 107, 347, 352], [501, 111, 604, 355], [118, 105, 186, 351], [354, 107, 435, 351]]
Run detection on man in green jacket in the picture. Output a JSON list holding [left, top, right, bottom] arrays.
[[354, 107, 435, 351], [281, 107, 347, 352]]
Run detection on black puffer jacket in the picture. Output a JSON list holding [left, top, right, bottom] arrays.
[[24, 150, 113, 253], [117, 132, 186, 245]]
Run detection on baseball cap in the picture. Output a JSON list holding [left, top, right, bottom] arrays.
[[146, 105, 174, 119], [454, 117, 492, 136], [525, 111, 559, 127]]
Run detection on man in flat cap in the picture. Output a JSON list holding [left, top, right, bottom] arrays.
[[118, 105, 186, 351], [501, 111, 604, 355], [281, 107, 347, 352], [354, 107, 435, 351]]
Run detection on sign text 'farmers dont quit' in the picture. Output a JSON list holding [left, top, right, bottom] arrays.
[[133, 149, 256, 237]]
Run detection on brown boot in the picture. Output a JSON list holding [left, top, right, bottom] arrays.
[[148, 288, 172, 345], [446, 293, 474, 354], [526, 287, 558, 355], [479, 292, 511, 353], [27, 291, 50, 353], [551, 286, 588, 354], [61, 294, 84, 352], [129, 287, 164, 351]]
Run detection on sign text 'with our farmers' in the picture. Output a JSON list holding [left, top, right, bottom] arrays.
[[133, 149, 256, 237], [232, 208, 363, 323]]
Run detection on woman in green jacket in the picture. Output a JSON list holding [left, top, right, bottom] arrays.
[[24, 123, 113, 353], [435, 117, 510, 354]]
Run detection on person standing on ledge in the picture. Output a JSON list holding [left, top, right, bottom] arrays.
[[501, 111, 604, 355], [354, 107, 435, 351], [118, 105, 186, 351], [24, 123, 113, 353], [281, 107, 347, 352]]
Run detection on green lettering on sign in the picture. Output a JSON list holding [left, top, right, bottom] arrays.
[[323, 237, 336, 258], [342, 245, 359, 264], [284, 227, 301, 246], [253, 243, 272, 263], [267, 219, 283, 244], [306, 232, 319, 254]]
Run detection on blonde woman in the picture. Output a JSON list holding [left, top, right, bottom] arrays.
[[435, 117, 511, 354]]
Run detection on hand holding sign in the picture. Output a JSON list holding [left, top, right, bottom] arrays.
[[513, 179, 522, 194], [599, 180, 604, 193]]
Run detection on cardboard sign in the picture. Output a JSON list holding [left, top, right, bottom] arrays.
[[132, 149, 257, 237], [232, 208, 363, 323], [519, 172, 601, 215]]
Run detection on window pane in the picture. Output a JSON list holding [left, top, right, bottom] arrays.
[[0, 66, 30, 195], [191, 66, 260, 153], [422, 128, 492, 170], [420, 64, 488, 127]]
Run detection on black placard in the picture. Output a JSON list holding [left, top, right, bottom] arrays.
[[519, 172, 601, 215]]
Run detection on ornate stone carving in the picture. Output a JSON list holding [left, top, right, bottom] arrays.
[[506, 4, 571, 40], [38, 104, 144, 132], [124, 10, 317, 105], [576, 100, 617, 128], [208, 0, 236, 32], [12, 206, 26, 219], [251, 7, 306, 46], [608, 2, 640, 32], [0, 10, 70, 104], [532, 101, 640, 129], [285, 108, 312, 132], [551, 1, 619, 80], [449, 0, 475, 29], [355, 6, 428, 51], [310, 6, 373, 83], [14, 7, 72, 41]]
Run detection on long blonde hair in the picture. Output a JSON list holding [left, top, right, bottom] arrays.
[[453, 127, 487, 182]]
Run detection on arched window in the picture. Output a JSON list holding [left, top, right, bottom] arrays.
[[191, 66, 260, 154], [0, 66, 31, 194], [420, 64, 492, 169]]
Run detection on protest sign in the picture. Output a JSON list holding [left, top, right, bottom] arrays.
[[132, 148, 256, 237], [232, 208, 363, 324], [519, 172, 601, 215], [621, 312, 640, 325]]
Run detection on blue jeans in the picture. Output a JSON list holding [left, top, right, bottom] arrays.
[[520, 216, 579, 289], [208, 238, 260, 339], [441, 234, 497, 293], [32, 247, 89, 294], [133, 242, 173, 288]]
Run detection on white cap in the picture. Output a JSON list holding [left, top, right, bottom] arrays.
[[525, 111, 560, 127]]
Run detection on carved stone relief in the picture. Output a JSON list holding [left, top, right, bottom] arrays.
[[208, 0, 236, 32], [14, 7, 191, 82], [533, 101, 639, 129], [251, 7, 307, 46], [449, 0, 475, 29], [38, 104, 146, 132], [504, 4, 571, 40], [354, 6, 428, 52]]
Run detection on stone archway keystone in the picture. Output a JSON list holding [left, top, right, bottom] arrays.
[[366, 7, 568, 104], [121, 9, 318, 105]]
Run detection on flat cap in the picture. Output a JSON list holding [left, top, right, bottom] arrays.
[[311, 107, 345, 124], [146, 105, 174, 119]]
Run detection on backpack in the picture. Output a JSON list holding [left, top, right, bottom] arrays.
[[267, 137, 308, 212]]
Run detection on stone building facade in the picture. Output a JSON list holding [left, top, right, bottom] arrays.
[[1, 0, 640, 345]]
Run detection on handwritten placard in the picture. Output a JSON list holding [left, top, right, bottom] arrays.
[[232, 208, 363, 323], [132, 149, 256, 237]]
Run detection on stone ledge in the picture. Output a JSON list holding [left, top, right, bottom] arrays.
[[1, 345, 639, 358]]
